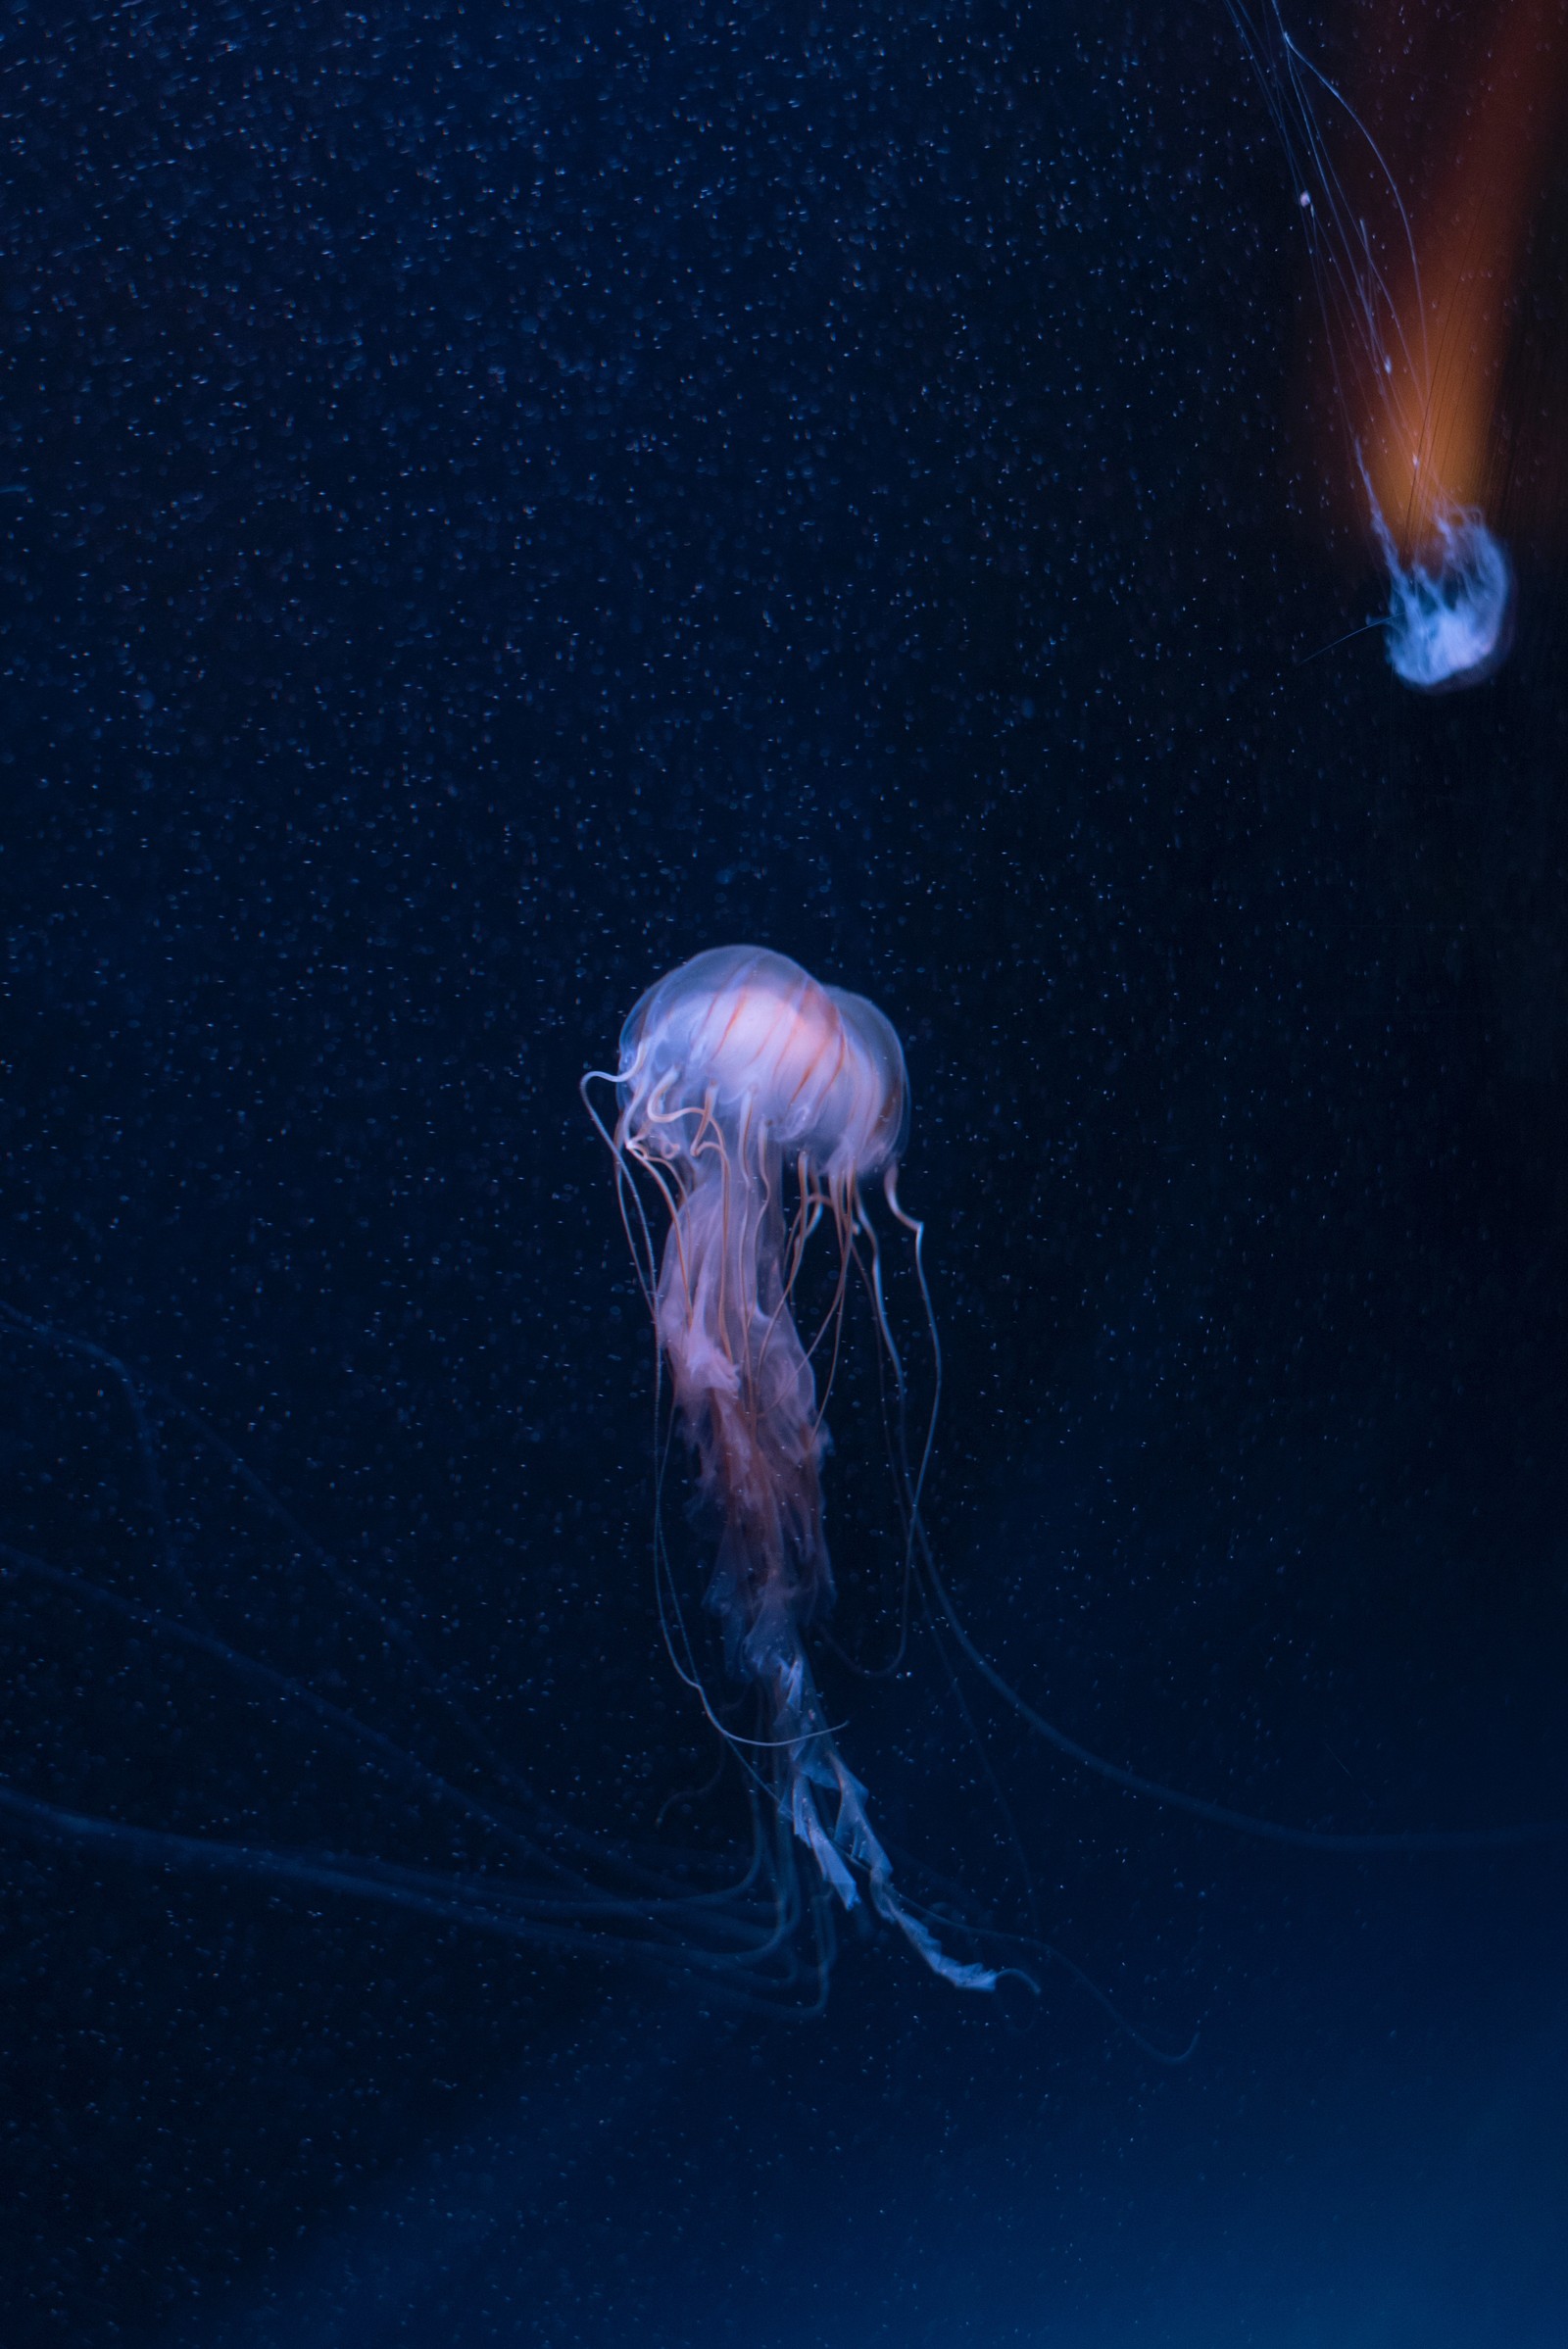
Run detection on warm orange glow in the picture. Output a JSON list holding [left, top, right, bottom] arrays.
[[1362, 0, 1568, 561]]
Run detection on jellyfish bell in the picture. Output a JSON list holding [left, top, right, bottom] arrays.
[[617, 945, 909, 1184], [1371, 492, 1515, 694]]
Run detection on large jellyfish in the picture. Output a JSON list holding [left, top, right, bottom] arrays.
[[588, 946, 999, 1993], [1225, 0, 1565, 688]]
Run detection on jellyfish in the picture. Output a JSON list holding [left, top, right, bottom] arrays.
[[1225, 0, 1567, 688], [1366, 487, 1513, 693], [587, 946, 999, 1993]]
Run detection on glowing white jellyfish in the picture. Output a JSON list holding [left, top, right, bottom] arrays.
[[588, 945, 1000, 1992]]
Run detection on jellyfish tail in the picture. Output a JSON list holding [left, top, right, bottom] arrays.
[[653, 1148, 996, 1991], [762, 1631, 1000, 1995], [659, 1167, 838, 1657]]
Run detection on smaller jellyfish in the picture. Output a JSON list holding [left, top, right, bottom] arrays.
[[593, 946, 998, 1992], [1367, 484, 1513, 693], [1229, 1, 1539, 690]]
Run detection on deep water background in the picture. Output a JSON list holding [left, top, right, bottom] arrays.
[[2, 1, 1566, 2343]]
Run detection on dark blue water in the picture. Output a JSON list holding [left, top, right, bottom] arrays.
[[3, 2, 1565, 2342]]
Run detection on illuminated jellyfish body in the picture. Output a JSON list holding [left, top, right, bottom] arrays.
[[596, 946, 997, 1993], [1368, 483, 1513, 693], [1229, 1, 1517, 690]]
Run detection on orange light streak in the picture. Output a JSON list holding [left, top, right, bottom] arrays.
[[1363, 0, 1568, 561]]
